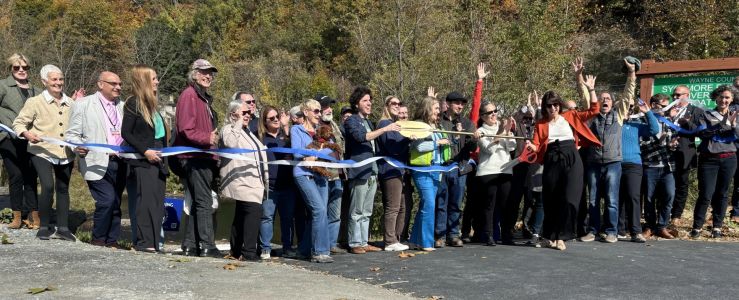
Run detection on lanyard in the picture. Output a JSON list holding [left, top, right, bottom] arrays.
[[98, 97, 120, 127]]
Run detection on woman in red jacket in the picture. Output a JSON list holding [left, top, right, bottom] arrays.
[[525, 75, 600, 250]]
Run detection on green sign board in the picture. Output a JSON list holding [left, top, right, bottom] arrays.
[[652, 74, 737, 109]]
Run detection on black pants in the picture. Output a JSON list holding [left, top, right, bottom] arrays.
[[618, 163, 643, 235], [131, 163, 166, 250], [671, 157, 694, 219], [0, 138, 37, 213], [461, 173, 483, 239], [87, 158, 127, 244], [693, 155, 737, 230], [541, 140, 583, 241], [505, 163, 533, 240], [230, 201, 262, 259], [477, 173, 512, 243], [31, 156, 72, 229], [182, 158, 218, 250]]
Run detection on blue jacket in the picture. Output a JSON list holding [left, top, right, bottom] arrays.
[[622, 110, 660, 164], [377, 119, 409, 180], [344, 114, 377, 180]]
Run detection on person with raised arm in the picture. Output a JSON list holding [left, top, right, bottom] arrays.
[[526, 74, 601, 250]]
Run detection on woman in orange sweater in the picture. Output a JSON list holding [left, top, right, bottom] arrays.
[[525, 75, 601, 250]]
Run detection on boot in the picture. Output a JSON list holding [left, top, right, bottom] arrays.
[[29, 211, 40, 229], [8, 211, 22, 229]]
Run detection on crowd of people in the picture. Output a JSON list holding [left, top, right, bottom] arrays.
[[2, 52, 739, 263]]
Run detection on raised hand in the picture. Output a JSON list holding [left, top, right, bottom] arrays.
[[584, 75, 597, 90], [637, 99, 650, 113], [533, 90, 541, 108], [572, 57, 584, 74], [72, 88, 86, 100], [427, 86, 437, 98], [477, 62, 490, 80], [624, 58, 636, 73]]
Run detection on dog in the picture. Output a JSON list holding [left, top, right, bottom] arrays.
[[304, 124, 343, 177]]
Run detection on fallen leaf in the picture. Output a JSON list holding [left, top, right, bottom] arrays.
[[27, 286, 56, 295], [427, 296, 444, 300], [223, 262, 244, 270], [414, 251, 429, 255], [1, 234, 13, 245], [369, 267, 381, 272], [169, 258, 191, 263], [398, 251, 415, 258]]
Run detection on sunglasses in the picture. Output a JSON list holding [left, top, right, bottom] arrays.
[[545, 103, 560, 108], [389, 101, 402, 106], [267, 115, 279, 121], [672, 92, 687, 98], [100, 80, 122, 87], [238, 111, 249, 116], [245, 100, 255, 104], [312, 109, 321, 114], [12, 65, 30, 71], [481, 109, 499, 116]]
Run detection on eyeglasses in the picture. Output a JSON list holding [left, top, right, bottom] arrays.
[[312, 109, 321, 114], [389, 101, 402, 106], [100, 80, 123, 87], [267, 116, 279, 121], [672, 92, 687, 98], [545, 103, 560, 108], [240, 111, 249, 116], [245, 100, 255, 105], [481, 109, 499, 116], [12, 65, 30, 72]]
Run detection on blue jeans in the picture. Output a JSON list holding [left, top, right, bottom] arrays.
[[694, 155, 737, 229], [294, 175, 329, 256], [643, 166, 675, 231], [410, 171, 440, 248], [586, 162, 621, 235], [527, 191, 544, 235], [435, 171, 465, 239], [259, 188, 296, 252], [327, 179, 343, 248], [348, 175, 378, 248]]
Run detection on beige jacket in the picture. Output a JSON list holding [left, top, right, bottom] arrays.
[[219, 122, 268, 203], [12, 91, 74, 160]]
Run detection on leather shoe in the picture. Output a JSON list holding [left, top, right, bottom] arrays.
[[330, 246, 347, 254], [350, 247, 366, 254], [642, 228, 653, 238], [181, 247, 200, 257], [363, 244, 382, 252], [434, 238, 445, 248], [90, 239, 107, 247], [201, 248, 223, 258], [656, 228, 675, 239], [448, 237, 464, 247]]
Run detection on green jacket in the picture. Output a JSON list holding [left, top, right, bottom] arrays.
[[0, 76, 42, 141]]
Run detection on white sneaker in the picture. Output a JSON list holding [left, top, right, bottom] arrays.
[[260, 250, 271, 260], [384, 243, 410, 251]]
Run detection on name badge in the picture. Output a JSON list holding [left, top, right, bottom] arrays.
[[111, 127, 121, 136]]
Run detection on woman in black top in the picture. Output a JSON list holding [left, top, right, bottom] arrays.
[[121, 65, 168, 253], [0, 53, 40, 229]]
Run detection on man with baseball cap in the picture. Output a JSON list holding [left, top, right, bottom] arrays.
[[173, 58, 221, 257]]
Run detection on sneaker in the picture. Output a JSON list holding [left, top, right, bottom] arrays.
[[54, 229, 76, 242], [631, 234, 646, 243], [260, 250, 271, 260], [603, 234, 618, 243], [711, 229, 722, 239], [36, 227, 55, 240], [330, 246, 347, 254], [617, 233, 628, 240], [526, 234, 541, 248], [282, 249, 298, 258], [579, 232, 596, 242], [384, 243, 410, 252], [310, 254, 334, 263], [689, 229, 701, 239]]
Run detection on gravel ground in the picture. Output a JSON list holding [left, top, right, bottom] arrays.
[[0, 225, 415, 300]]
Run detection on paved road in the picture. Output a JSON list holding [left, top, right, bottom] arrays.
[[0, 226, 414, 300], [285, 240, 739, 299]]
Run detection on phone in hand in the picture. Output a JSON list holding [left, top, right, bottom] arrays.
[[637, 98, 645, 106]]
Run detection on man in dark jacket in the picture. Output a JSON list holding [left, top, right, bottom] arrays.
[[436, 91, 476, 248], [173, 59, 221, 258], [669, 85, 704, 225], [343, 86, 399, 254]]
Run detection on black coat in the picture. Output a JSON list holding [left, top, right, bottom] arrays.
[[121, 98, 168, 174]]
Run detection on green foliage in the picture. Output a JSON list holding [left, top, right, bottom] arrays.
[[0, 208, 12, 224]]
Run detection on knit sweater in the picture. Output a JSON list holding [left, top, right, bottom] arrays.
[[475, 123, 516, 176], [621, 110, 660, 164]]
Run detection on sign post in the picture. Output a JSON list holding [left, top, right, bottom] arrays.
[[652, 74, 738, 109]]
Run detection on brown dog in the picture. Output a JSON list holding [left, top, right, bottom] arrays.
[[304, 124, 343, 177]]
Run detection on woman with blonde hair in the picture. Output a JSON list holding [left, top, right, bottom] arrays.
[[12, 64, 74, 241], [377, 95, 410, 251], [220, 100, 268, 261], [121, 65, 167, 253], [408, 96, 450, 251], [0, 53, 40, 229]]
